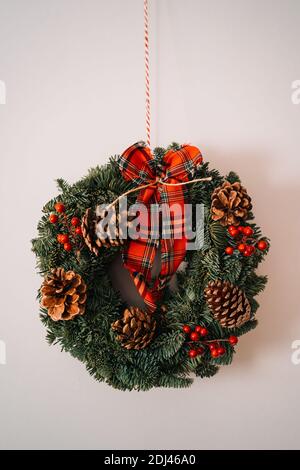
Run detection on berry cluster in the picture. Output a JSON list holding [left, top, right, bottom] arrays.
[[182, 325, 238, 359], [49, 202, 83, 252], [225, 224, 268, 257]]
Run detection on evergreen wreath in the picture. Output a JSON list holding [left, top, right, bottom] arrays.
[[32, 143, 269, 391]]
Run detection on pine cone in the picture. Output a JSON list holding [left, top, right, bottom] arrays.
[[211, 181, 252, 226], [41, 268, 87, 321], [204, 280, 251, 328], [81, 208, 106, 255], [82, 205, 134, 254], [112, 307, 156, 350]]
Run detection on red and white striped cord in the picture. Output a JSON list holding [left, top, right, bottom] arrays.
[[144, 0, 151, 147]]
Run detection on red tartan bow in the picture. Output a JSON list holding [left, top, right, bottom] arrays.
[[118, 142, 203, 313]]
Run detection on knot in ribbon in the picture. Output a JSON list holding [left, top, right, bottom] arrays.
[[118, 142, 203, 313]]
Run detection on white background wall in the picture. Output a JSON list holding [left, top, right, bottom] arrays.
[[1, 0, 300, 449]]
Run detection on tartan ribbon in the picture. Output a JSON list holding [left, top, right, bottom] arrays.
[[118, 142, 203, 313]]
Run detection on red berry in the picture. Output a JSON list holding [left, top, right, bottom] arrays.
[[229, 335, 238, 345], [188, 349, 198, 358], [197, 347, 205, 355], [243, 226, 254, 237], [49, 213, 58, 224], [75, 226, 82, 235], [244, 245, 255, 256], [209, 343, 217, 351], [217, 346, 226, 356], [257, 240, 268, 251], [238, 226, 244, 233], [182, 325, 191, 334], [63, 242, 72, 252], [243, 246, 253, 257], [228, 225, 236, 233], [195, 325, 202, 333], [229, 228, 239, 238], [190, 332, 200, 342], [200, 327, 208, 337], [57, 234, 64, 243], [71, 217, 80, 227], [211, 349, 219, 358], [59, 234, 69, 244], [54, 202, 65, 213], [225, 246, 234, 255], [237, 243, 246, 252]]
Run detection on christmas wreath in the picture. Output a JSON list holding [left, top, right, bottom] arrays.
[[32, 142, 269, 391]]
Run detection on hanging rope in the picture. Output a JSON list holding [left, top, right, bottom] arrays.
[[107, 176, 212, 210], [144, 0, 151, 147]]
